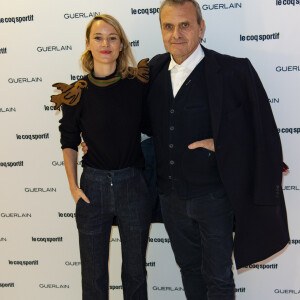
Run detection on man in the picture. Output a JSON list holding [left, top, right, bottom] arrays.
[[146, 0, 289, 299]]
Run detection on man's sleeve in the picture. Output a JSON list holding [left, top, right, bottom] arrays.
[[244, 58, 283, 205]]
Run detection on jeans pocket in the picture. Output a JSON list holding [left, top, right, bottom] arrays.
[[76, 197, 83, 206]]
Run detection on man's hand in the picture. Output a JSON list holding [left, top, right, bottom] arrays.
[[188, 138, 215, 152], [70, 186, 90, 204], [81, 142, 88, 155]]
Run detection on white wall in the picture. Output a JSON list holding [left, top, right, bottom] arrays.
[[0, 0, 299, 299]]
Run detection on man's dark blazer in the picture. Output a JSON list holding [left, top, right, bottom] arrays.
[[147, 46, 290, 269]]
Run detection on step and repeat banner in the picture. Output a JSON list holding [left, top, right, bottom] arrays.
[[0, 0, 299, 299]]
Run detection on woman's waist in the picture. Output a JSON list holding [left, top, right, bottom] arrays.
[[82, 164, 143, 182], [82, 145, 144, 170]]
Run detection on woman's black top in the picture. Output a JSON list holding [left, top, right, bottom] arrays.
[[59, 68, 148, 170]]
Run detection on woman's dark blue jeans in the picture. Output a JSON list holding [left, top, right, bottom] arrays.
[[76, 166, 151, 300]]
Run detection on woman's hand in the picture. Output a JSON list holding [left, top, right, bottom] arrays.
[[71, 186, 90, 204], [81, 142, 88, 155]]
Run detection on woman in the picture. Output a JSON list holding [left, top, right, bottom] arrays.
[[52, 14, 151, 300]]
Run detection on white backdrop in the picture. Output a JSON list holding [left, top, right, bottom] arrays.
[[0, 0, 300, 299]]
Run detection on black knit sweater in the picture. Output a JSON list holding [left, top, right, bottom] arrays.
[[59, 71, 148, 170]]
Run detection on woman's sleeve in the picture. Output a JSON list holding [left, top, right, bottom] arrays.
[[59, 102, 82, 151]]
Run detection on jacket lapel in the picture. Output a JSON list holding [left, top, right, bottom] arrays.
[[203, 46, 223, 140]]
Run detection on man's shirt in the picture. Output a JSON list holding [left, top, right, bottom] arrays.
[[169, 44, 205, 97]]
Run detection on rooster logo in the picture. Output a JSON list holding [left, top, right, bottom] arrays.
[[136, 58, 149, 83], [51, 80, 87, 109]]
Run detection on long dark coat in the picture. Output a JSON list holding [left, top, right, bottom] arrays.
[[147, 46, 290, 269]]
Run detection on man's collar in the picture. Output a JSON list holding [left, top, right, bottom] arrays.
[[168, 44, 205, 71]]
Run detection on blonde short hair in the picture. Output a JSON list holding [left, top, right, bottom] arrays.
[[80, 14, 136, 78]]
